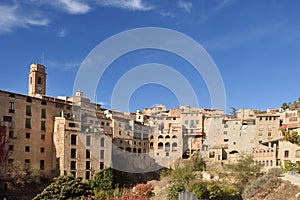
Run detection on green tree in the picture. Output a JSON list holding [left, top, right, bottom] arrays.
[[225, 155, 262, 190], [33, 176, 92, 200], [90, 167, 114, 192], [282, 130, 300, 145], [281, 102, 289, 110]]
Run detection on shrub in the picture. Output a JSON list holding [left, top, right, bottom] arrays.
[[167, 184, 185, 200], [190, 183, 209, 199]]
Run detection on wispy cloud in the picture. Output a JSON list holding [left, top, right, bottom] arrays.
[[47, 60, 82, 71], [215, 0, 237, 10], [96, 0, 153, 11], [203, 22, 285, 51], [55, 0, 91, 14], [0, 3, 50, 34], [177, 1, 192, 13], [58, 28, 67, 37], [160, 11, 175, 18]]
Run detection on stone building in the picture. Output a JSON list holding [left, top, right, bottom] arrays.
[[0, 64, 72, 178]]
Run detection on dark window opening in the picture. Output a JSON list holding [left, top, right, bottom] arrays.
[[40, 160, 45, 170], [71, 135, 77, 145], [41, 109, 46, 118], [71, 149, 76, 158], [25, 146, 30, 152], [86, 149, 90, 159], [70, 161, 76, 170]]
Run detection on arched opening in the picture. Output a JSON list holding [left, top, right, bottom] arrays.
[[165, 142, 170, 152], [172, 142, 177, 151], [150, 135, 154, 139], [158, 135, 163, 139], [158, 142, 163, 150], [165, 135, 170, 140], [125, 147, 131, 152], [26, 97, 32, 103], [133, 148, 137, 153], [150, 142, 154, 149], [138, 148, 141, 153], [172, 135, 177, 139]]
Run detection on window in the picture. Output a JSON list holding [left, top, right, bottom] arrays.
[[38, 77, 42, 84], [191, 120, 194, 126], [25, 146, 30, 152], [85, 171, 90, 180], [8, 159, 13, 164], [296, 150, 300, 158], [196, 120, 199, 124], [25, 159, 30, 164], [184, 120, 188, 125], [100, 162, 104, 170], [172, 143, 177, 151], [223, 131, 227, 135], [26, 98, 32, 103], [3, 116, 12, 122], [9, 131, 14, 139], [71, 171, 76, 177], [71, 135, 77, 145], [71, 149, 76, 158], [284, 150, 289, 158], [40, 160, 45, 170], [41, 121, 46, 130], [100, 150, 104, 159], [25, 118, 31, 129], [209, 151, 215, 158], [9, 145, 13, 151], [26, 105, 31, 116], [40, 147, 45, 153], [9, 102, 14, 113], [268, 132, 272, 137], [70, 161, 76, 170], [86, 149, 90, 159], [158, 142, 163, 149], [86, 136, 91, 146], [100, 137, 105, 147], [224, 139, 229, 142], [106, 122, 110, 126], [26, 132, 30, 138], [41, 109, 46, 118], [41, 134, 45, 140], [86, 161, 90, 169]]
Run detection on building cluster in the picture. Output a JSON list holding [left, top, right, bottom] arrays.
[[0, 63, 300, 188]]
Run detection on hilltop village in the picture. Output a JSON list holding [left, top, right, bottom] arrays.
[[1, 63, 300, 197]]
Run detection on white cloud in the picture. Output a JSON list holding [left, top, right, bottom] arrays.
[[160, 11, 175, 18], [215, 0, 236, 10], [58, 28, 67, 37], [46, 60, 82, 71], [56, 0, 91, 14], [177, 1, 192, 13], [0, 4, 50, 34], [96, 0, 153, 11]]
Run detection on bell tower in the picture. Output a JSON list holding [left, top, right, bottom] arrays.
[[28, 63, 47, 97]]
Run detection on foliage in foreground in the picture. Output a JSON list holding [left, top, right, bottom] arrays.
[[111, 183, 154, 200], [224, 154, 262, 190], [242, 168, 281, 199], [33, 176, 92, 200]]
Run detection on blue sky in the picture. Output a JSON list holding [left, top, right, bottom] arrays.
[[0, 0, 300, 113]]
